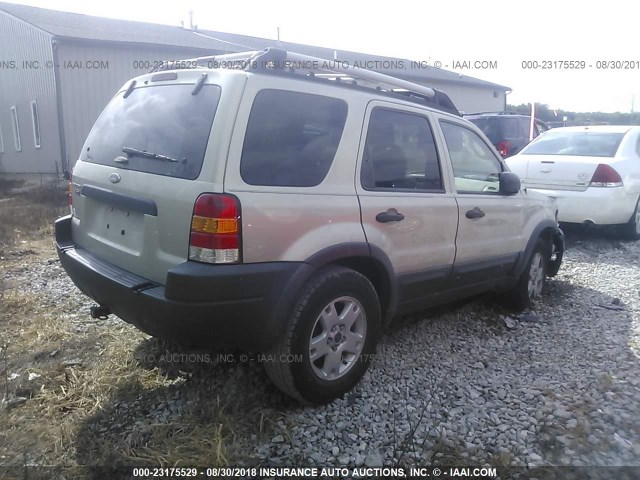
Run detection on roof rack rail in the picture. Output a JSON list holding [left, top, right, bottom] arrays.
[[151, 48, 461, 115], [464, 111, 517, 116], [153, 48, 436, 97]]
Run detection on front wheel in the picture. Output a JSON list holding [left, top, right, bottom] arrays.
[[506, 239, 549, 310], [264, 266, 381, 404]]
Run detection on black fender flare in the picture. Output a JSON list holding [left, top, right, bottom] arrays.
[[513, 220, 564, 278], [270, 243, 398, 338]]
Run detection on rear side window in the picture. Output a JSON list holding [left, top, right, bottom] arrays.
[[240, 90, 347, 187], [81, 84, 221, 180], [502, 118, 519, 139], [468, 117, 500, 144], [518, 117, 531, 137]]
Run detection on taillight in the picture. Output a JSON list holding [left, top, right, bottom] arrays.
[[497, 140, 510, 157], [589, 164, 623, 187], [189, 193, 241, 264]]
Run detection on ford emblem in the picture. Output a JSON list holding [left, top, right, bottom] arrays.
[[109, 173, 121, 184]]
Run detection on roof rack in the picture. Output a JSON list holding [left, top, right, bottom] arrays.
[[464, 111, 520, 116], [151, 48, 461, 116]]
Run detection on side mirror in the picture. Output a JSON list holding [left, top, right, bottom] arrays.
[[499, 171, 521, 195]]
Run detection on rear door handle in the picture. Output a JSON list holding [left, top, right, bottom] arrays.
[[376, 209, 404, 223], [465, 207, 485, 219]]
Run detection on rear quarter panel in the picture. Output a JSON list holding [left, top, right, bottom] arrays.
[[223, 75, 368, 263]]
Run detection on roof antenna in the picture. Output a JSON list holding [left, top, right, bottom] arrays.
[[188, 10, 194, 29], [277, 27, 280, 45]]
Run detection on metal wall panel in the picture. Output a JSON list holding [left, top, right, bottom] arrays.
[[0, 11, 61, 174], [410, 79, 506, 114]]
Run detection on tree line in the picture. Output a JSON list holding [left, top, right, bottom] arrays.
[[508, 103, 640, 126]]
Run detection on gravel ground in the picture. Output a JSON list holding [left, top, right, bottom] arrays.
[[1, 225, 639, 473]]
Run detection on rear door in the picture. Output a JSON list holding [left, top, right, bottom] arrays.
[[356, 102, 458, 311], [437, 118, 526, 287], [70, 72, 246, 284]]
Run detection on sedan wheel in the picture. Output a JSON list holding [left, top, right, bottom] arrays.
[[620, 197, 640, 241]]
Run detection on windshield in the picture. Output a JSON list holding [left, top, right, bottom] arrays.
[[521, 131, 625, 157], [81, 84, 221, 179]]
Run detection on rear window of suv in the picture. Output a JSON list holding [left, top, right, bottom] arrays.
[[81, 84, 221, 180], [240, 89, 348, 187]]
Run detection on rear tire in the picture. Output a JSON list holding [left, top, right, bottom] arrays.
[[264, 266, 381, 404], [507, 238, 549, 311], [620, 197, 640, 241]]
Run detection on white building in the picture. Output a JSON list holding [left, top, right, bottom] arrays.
[[0, 1, 510, 176]]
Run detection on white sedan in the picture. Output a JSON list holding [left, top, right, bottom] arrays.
[[506, 125, 640, 240]]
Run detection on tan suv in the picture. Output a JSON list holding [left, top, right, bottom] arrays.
[[55, 48, 564, 404]]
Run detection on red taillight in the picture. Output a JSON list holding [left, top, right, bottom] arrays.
[[497, 140, 510, 157], [189, 194, 241, 264], [590, 164, 623, 187]]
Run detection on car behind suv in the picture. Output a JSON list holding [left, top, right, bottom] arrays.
[[56, 48, 564, 404], [465, 112, 548, 158]]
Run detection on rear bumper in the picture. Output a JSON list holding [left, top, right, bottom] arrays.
[[55, 215, 308, 350], [531, 186, 636, 225]]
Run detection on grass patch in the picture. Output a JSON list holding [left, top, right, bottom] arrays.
[[0, 180, 66, 249], [0, 282, 281, 469]]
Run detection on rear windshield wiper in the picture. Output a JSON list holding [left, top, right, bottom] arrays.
[[122, 146, 179, 163]]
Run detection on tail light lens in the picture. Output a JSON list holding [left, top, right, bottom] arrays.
[[189, 193, 241, 264], [497, 140, 510, 157], [590, 164, 623, 187]]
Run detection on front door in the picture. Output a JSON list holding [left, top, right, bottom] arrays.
[[438, 119, 526, 287]]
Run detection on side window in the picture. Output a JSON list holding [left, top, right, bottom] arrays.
[[636, 136, 640, 157], [361, 109, 443, 191], [503, 118, 519, 139], [440, 121, 503, 194], [536, 121, 549, 134], [31, 101, 41, 148], [518, 117, 531, 138], [11, 106, 21, 152], [240, 90, 347, 187]]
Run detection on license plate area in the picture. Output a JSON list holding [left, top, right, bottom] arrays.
[[86, 200, 144, 254]]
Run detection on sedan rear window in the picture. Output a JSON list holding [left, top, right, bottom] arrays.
[[522, 131, 625, 157], [81, 84, 221, 180]]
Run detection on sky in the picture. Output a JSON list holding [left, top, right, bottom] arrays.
[[8, 0, 640, 113]]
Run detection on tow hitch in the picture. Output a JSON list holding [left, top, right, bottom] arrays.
[[90, 305, 111, 320]]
